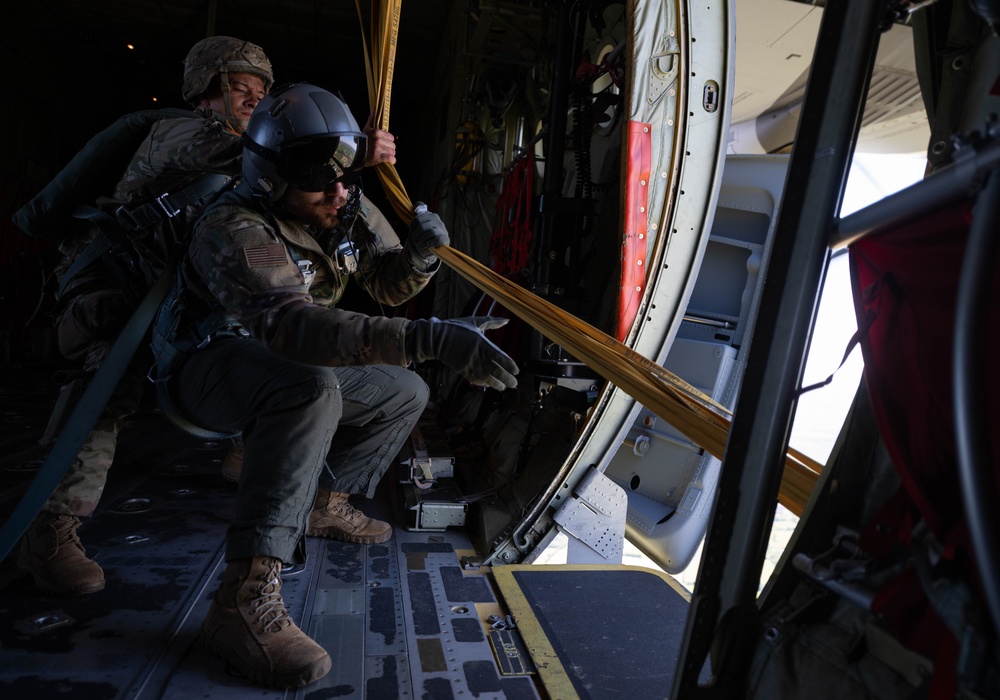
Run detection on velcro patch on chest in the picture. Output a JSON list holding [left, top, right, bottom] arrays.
[[244, 244, 287, 268]]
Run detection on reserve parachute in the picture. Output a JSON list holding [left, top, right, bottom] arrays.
[[12, 108, 193, 243]]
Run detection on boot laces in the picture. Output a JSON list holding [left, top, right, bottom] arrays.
[[47, 514, 82, 551], [248, 559, 293, 634], [329, 495, 364, 523]]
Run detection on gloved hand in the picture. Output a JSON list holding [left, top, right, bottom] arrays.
[[405, 317, 518, 390], [405, 203, 450, 270]]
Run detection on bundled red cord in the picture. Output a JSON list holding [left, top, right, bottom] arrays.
[[488, 153, 534, 279]]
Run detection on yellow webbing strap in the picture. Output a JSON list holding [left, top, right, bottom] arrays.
[[359, 1, 821, 516], [357, 0, 412, 223]]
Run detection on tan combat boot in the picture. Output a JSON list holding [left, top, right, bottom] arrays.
[[308, 488, 392, 544], [201, 557, 331, 688], [17, 511, 105, 595]]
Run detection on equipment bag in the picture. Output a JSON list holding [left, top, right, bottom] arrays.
[[851, 194, 1000, 697]]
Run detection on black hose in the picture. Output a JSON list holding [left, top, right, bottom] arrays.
[[952, 165, 1000, 638]]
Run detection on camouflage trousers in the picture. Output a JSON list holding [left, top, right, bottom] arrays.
[[43, 288, 147, 517], [171, 336, 428, 564]]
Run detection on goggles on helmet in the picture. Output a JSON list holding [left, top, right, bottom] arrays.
[[279, 134, 367, 192], [243, 132, 367, 192]]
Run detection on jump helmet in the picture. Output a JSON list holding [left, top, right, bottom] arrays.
[[242, 82, 368, 202]]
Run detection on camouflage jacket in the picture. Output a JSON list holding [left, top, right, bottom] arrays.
[[57, 107, 242, 294], [182, 185, 434, 367]]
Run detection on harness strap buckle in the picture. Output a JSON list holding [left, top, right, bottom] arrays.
[[197, 323, 249, 350], [155, 192, 182, 219]]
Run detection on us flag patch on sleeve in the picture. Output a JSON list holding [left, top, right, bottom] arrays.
[[244, 244, 287, 268]]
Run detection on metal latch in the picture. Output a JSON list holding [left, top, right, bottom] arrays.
[[703, 81, 720, 113], [336, 238, 359, 274], [155, 192, 181, 218]]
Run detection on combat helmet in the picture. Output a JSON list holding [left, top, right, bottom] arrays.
[[181, 35, 273, 107], [242, 83, 367, 202]]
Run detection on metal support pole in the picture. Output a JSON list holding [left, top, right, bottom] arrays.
[[833, 136, 1000, 249], [670, 0, 884, 696], [533, 0, 573, 298]]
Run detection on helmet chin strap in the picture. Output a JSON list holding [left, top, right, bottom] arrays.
[[217, 70, 249, 134], [208, 110, 248, 135]]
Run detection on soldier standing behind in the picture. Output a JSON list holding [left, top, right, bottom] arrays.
[[15, 36, 274, 596]]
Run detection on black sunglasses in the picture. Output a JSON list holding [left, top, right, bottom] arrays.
[[293, 170, 362, 193], [245, 132, 367, 192]]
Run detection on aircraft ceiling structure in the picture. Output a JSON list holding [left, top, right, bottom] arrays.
[[5, 0, 450, 197], [5, 0, 928, 185]]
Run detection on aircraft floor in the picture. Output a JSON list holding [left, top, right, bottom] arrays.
[[0, 362, 691, 699], [0, 402, 538, 698]]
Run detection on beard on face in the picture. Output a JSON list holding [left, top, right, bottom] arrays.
[[281, 187, 345, 230]]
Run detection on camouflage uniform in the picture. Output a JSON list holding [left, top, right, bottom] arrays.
[[167, 184, 434, 563], [46, 108, 244, 516]]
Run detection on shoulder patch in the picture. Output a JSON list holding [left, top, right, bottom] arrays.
[[244, 244, 288, 268]]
